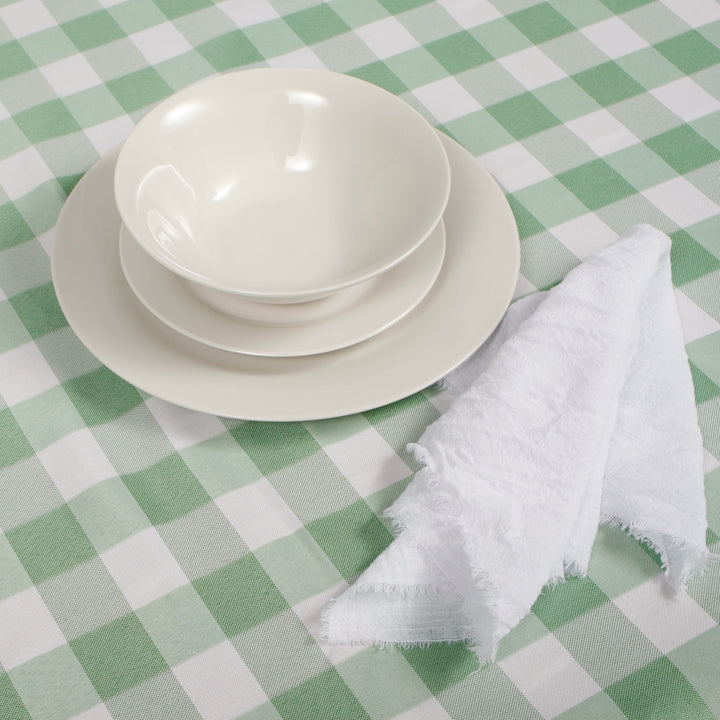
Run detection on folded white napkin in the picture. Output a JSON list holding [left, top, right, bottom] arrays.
[[324, 224, 710, 663]]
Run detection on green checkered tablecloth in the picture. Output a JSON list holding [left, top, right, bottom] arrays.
[[1, 0, 719, 718]]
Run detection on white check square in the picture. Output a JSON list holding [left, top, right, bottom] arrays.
[[0, 341, 58, 406], [84, 116, 135, 156], [499, 633, 601, 718], [479, 142, 552, 193], [0, 146, 54, 201], [581, 17, 648, 59], [40, 55, 103, 97], [614, 575, 716, 653], [566, 109, 638, 156], [499, 47, 566, 91], [130, 23, 193, 65], [356, 17, 419, 59], [643, 178, 718, 228], [38, 428, 116, 501], [438, 0, 501, 27], [551, 214, 616, 260], [215, 478, 302, 550], [323, 427, 411, 497], [413, 77, 481, 124], [674, 288, 720, 344], [0, 0, 55, 37], [174, 641, 267, 720], [0, 587, 66, 670], [651, 78, 720, 123], [217, 0, 279, 27], [661, 0, 720, 27], [101, 528, 188, 610], [145, 397, 226, 451]]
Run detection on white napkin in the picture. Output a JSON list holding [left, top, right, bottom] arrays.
[[323, 225, 710, 663]]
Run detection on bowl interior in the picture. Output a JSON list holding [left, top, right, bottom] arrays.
[[114, 68, 450, 299]]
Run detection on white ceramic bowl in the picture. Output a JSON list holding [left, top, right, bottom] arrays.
[[114, 68, 450, 303]]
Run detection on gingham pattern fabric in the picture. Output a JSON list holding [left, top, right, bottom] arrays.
[[1, 0, 719, 718]]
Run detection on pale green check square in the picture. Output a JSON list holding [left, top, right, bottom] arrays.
[[157, 503, 249, 581], [0, 457, 64, 530], [0, 533, 33, 601], [136, 584, 226, 667], [180, 432, 263, 498], [469, 18, 532, 58], [11, 385, 86, 452], [232, 609, 331, 697], [337, 649, 432, 720], [254, 528, 344, 606], [69, 477, 152, 554], [520, 232, 581, 289], [9, 644, 101, 720]]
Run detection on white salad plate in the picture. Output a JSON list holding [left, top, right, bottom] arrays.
[[114, 68, 450, 303], [119, 219, 446, 357], [52, 132, 519, 421]]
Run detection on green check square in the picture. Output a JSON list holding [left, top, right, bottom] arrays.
[[14, 100, 81, 143], [348, 61, 409, 95], [153, 0, 212, 19], [230, 421, 320, 475], [0, 408, 35, 468], [669, 625, 720, 717], [0, 40, 34, 82], [121, 453, 211, 526], [646, 125, 720, 175], [554, 692, 629, 720], [400, 643, 478, 695], [425, 31, 492, 74], [63, 366, 144, 426], [272, 668, 371, 720], [193, 554, 289, 637], [285, 4, 351, 45], [532, 577, 609, 630], [196, 29, 263, 71], [657, 31, 720, 76], [107, 67, 173, 113], [508, 3, 576, 45], [597, 0, 653, 10], [70, 613, 169, 701], [9, 644, 101, 720], [606, 657, 715, 720], [0, 534, 32, 601], [669, 230, 720, 286], [136, 584, 226, 666], [0, 673, 31, 720], [689, 361, 720, 405], [486, 92, 562, 140], [557, 159, 637, 210], [377, 0, 432, 13], [7, 504, 97, 584], [9, 283, 67, 340], [62, 10, 125, 51], [306, 499, 393, 579], [506, 195, 545, 240], [573, 61, 645, 106]]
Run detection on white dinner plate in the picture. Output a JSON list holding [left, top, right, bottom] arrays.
[[52, 133, 519, 421], [118, 219, 446, 357]]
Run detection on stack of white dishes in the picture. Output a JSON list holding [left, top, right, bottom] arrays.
[[52, 68, 520, 421]]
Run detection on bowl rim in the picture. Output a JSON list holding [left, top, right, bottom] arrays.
[[113, 67, 451, 301]]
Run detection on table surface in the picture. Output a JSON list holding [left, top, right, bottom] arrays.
[[1, 1, 719, 719]]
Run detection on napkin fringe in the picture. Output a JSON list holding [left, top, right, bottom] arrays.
[[599, 513, 713, 591]]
